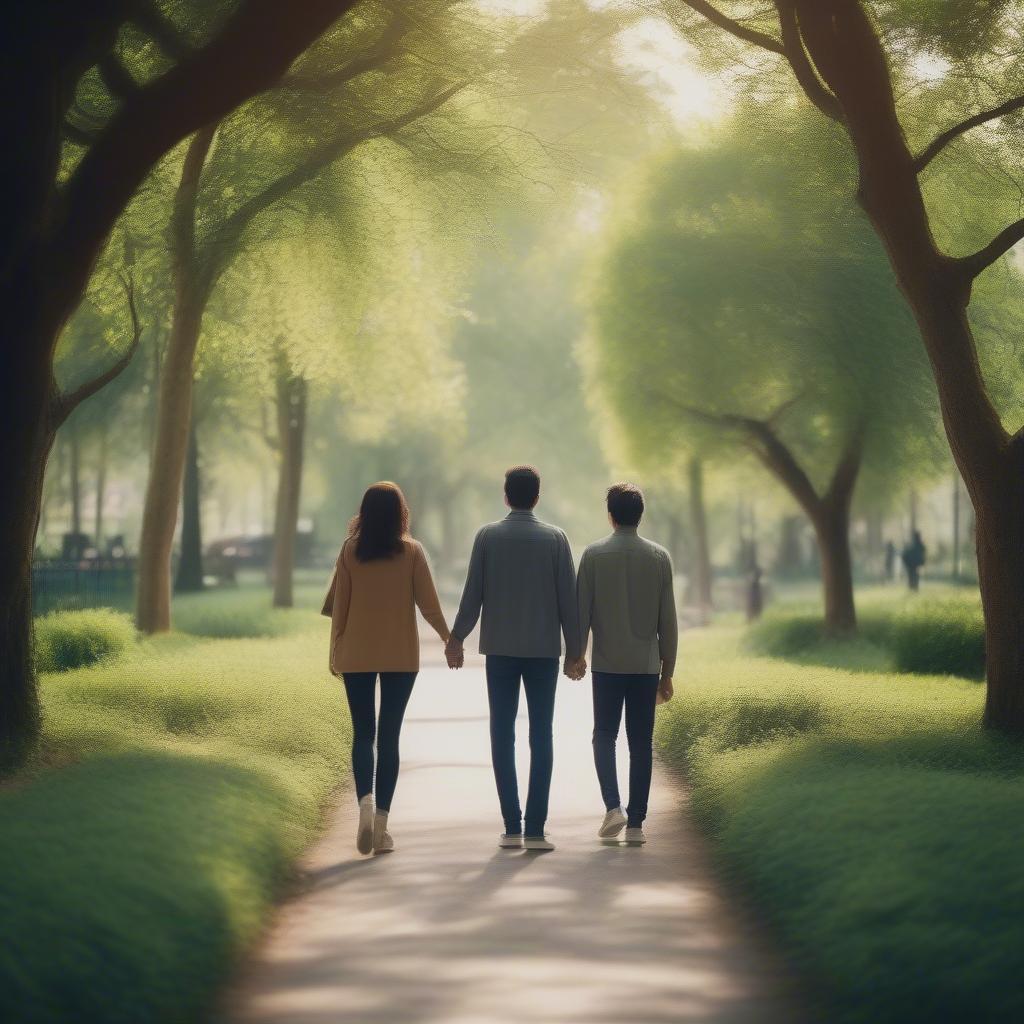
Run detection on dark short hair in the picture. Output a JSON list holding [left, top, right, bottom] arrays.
[[607, 482, 644, 527], [504, 466, 541, 510]]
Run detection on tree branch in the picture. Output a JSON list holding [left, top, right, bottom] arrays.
[[205, 79, 466, 273], [678, 0, 785, 54], [281, 8, 411, 93], [53, 275, 143, 427], [824, 423, 864, 505], [50, 0, 362, 326], [130, 0, 195, 62], [914, 93, 1024, 173], [775, 0, 842, 121], [651, 389, 823, 514], [959, 215, 1024, 280], [98, 53, 139, 100]]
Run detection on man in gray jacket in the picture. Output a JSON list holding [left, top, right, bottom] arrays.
[[577, 482, 676, 846], [446, 466, 584, 851]]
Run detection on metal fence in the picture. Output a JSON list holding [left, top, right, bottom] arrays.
[[32, 561, 135, 616]]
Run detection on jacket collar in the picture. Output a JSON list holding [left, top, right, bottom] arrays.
[[613, 525, 639, 535], [506, 508, 537, 520]]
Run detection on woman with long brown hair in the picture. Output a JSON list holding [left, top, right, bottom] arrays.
[[322, 481, 450, 854]]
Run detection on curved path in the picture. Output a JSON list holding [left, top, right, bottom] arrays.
[[223, 639, 806, 1024]]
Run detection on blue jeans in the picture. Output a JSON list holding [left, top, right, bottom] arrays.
[[592, 672, 659, 827], [485, 655, 558, 837], [342, 671, 417, 812]]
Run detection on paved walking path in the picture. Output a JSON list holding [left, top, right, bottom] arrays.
[[223, 640, 806, 1023]]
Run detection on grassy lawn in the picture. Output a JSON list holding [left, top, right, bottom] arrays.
[[0, 588, 348, 1024], [657, 616, 1024, 1023]]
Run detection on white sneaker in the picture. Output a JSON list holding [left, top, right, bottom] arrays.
[[599, 807, 627, 838], [524, 835, 555, 851], [373, 811, 394, 854], [499, 833, 524, 849], [356, 794, 374, 854], [624, 827, 646, 845]]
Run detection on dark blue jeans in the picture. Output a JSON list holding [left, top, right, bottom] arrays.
[[342, 671, 417, 812], [592, 672, 659, 827], [485, 655, 558, 837]]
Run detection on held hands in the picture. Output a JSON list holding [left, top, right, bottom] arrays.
[[563, 656, 587, 681], [445, 636, 464, 670]]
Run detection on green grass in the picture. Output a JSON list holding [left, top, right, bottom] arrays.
[[34, 609, 137, 672], [657, 625, 1024, 1023], [1, 589, 346, 1024]]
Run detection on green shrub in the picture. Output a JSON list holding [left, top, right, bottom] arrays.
[[657, 626, 1023, 1023], [35, 610, 136, 673], [890, 600, 985, 678], [2, 625, 348, 1023]]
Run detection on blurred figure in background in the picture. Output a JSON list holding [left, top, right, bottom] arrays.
[[746, 563, 764, 623], [902, 530, 927, 592], [884, 539, 897, 582], [323, 482, 450, 856]]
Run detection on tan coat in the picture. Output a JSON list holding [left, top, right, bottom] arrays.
[[322, 537, 449, 674]]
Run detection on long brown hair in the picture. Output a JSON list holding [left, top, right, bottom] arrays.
[[348, 482, 410, 562]]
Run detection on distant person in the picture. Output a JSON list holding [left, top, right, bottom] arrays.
[[577, 483, 676, 847], [322, 482, 450, 856], [446, 466, 583, 852], [884, 540, 896, 582], [902, 530, 927, 592], [746, 563, 764, 623]]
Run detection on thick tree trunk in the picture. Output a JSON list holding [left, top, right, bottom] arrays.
[[271, 364, 307, 609], [174, 419, 204, 593], [0, 338, 53, 765], [687, 456, 713, 613]]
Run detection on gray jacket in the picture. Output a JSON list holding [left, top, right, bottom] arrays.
[[577, 527, 677, 676], [452, 510, 582, 659]]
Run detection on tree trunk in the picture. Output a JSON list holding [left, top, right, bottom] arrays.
[[271, 361, 307, 609], [135, 289, 204, 631], [94, 419, 108, 552], [687, 456, 713, 612], [135, 126, 214, 634], [0, 344, 53, 765], [811, 498, 857, 634], [174, 418, 204, 593], [68, 427, 82, 537], [792, 0, 1022, 726]]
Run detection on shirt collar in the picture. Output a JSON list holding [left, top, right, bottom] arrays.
[[613, 525, 638, 535], [506, 509, 537, 520]]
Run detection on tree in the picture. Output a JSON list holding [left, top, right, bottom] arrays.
[[1, 0, 362, 764], [665, 0, 1024, 729], [134, 2, 495, 632], [589, 115, 940, 631]]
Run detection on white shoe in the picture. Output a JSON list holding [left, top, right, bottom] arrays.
[[356, 794, 374, 854], [624, 827, 646, 845], [599, 807, 627, 838], [524, 835, 555, 851], [373, 811, 394, 854], [499, 833, 524, 849]]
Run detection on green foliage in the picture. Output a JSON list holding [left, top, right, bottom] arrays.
[[890, 599, 985, 678], [0, 616, 347, 1023], [587, 106, 943, 494], [34, 610, 137, 673], [656, 626, 1024, 1023], [747, 593, 984, 678]]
